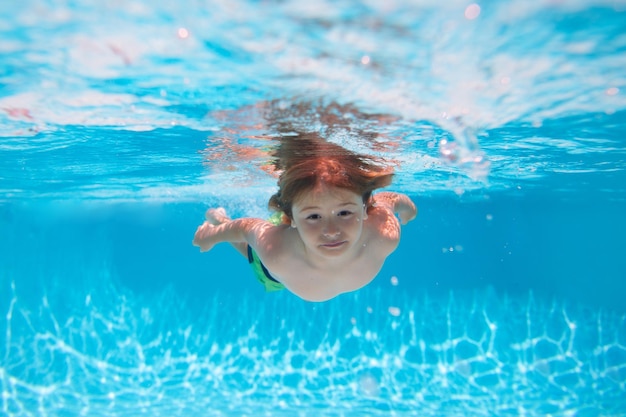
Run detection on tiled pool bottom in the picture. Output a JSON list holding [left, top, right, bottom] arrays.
[[2, 280, 625, 416]]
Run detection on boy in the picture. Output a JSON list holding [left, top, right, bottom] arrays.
[[193, 135, 416, 301]]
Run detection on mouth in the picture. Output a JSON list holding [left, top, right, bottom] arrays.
[[321, 241, 347, 248]]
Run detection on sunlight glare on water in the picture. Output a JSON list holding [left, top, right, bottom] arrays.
[[2, 279, 626, 416], [1, 0, 625, 201]]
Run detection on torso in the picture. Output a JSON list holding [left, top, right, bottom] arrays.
[[257, 205, 400, 301]]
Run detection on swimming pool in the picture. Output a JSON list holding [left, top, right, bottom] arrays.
[[1, 0, 626, 415]]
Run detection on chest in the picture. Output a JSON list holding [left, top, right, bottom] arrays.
[[272, 247, 386, 299]]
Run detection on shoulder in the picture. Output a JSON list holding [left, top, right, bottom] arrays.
[[250, 222, 295, 262], [253, 226, 306, 284], [365, 204, 401, 250]]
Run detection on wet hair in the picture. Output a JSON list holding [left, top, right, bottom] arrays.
[[268, 133, 394, 219]]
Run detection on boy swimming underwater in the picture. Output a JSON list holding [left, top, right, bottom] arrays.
[[193, 135, 416, 302]]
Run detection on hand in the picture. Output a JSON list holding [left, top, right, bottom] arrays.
[[205, 207, 230, 225], [397, 201, 417, 225], [398, 207, 417, 224], [193, 207, 231, 252], [192, 221, 217, 252]]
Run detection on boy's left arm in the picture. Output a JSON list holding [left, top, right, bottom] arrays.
[[373, 192, 417, 225]]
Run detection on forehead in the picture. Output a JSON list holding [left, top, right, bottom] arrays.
[[293, 184, 361, 208]]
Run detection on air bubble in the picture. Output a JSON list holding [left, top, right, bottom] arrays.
[[178, 28, 189, 39], [388, 306, 401, 317], [359, 374, 380, 397], [464, 4, 481, 20]]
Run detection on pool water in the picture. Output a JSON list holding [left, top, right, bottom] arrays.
[[1, 0, 626, 415]]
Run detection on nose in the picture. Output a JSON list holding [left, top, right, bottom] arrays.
[[323, 220, 340, 238]]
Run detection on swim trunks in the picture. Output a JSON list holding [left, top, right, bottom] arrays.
[[247, 212, 286, 292]]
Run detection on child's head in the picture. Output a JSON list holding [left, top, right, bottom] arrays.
[[268, 133, 394, 219]]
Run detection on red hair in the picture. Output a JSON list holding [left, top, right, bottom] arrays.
[[268, 133, 393, 218]]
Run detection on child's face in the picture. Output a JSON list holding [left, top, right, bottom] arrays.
[[291, 185, 366, 258]]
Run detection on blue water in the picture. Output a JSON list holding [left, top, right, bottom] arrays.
[[2, 0, 626, 415]]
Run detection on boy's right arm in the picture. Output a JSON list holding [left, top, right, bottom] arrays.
[[192, 218, 267, 252]]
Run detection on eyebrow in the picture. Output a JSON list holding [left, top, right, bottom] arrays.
[[299, 202, 359, 212]]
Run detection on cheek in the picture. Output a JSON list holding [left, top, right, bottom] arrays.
[[298, 223, 321, 240], [345, 218, 364, 234]]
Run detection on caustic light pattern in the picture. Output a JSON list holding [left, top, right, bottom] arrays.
[[1, 282, 625, 416]]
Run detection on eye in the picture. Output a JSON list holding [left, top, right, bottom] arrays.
[[338, 210, 353, 217], [306, 214, 321, 220]]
